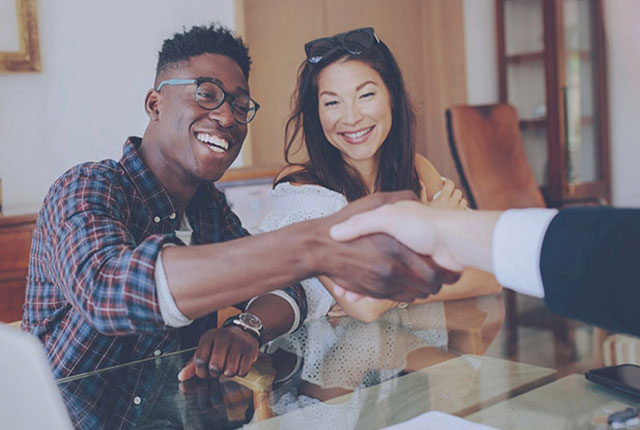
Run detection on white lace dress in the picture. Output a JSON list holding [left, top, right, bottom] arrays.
[[258, 182, 350, 321]]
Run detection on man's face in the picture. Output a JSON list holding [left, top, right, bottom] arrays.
[[153, 53, 249, 184]]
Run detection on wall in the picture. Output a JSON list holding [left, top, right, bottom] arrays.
[[463, 0, 498, 105], [462, 0, 640, 207], [603, 0, 640, 207], [0, 0, 236, 215], [3, 1, 637, 212]]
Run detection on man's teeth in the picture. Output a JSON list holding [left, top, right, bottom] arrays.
[[197, 133, 229, 152], [343, 127, 372, 139]]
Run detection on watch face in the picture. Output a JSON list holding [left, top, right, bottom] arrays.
[[239, 313, 263, 330]]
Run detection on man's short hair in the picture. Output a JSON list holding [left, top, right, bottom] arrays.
[[156, 23, 251, 81]]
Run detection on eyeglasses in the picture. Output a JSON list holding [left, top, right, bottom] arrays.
[[304, 27, 380, 64], [155, 78, 260, 124]]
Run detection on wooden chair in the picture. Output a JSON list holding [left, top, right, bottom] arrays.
[[445, 104, 546, 211], [445, 103, 576, 365]]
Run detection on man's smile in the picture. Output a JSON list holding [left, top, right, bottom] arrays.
[[196, 132, 230, 153]]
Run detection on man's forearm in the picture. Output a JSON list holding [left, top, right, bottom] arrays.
[[162, 220, 321, 320]]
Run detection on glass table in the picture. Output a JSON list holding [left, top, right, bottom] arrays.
[[54, 295, 619, 429], [467, 374, 640, 429]]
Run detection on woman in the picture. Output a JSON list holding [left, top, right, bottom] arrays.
[[260, 27, 500, 322]]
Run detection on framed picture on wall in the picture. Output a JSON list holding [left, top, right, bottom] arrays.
[[0, 0, 41, 73]]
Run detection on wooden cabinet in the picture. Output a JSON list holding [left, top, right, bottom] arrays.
[[0, 214, 37, 322], [496, 0, 610, 206]]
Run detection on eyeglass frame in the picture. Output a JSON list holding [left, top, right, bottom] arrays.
[[155, 77, 260, 124], [304, 27, 380, 64]]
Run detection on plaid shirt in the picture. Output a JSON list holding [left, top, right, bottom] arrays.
[[23, 137, 306, 428]]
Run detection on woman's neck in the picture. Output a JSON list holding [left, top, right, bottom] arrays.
[[347, 157, 379, 195]]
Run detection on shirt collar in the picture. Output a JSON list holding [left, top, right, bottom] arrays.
[[119, 137, 219, 223], [120, 137, 178, 224]]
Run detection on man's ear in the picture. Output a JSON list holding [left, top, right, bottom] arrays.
[[145, 89, 161, 120]]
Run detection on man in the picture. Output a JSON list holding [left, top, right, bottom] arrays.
[[331, 200, 640, 337], [23, 24, 455, 428]]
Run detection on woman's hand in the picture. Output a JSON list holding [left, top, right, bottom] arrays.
[[178, 327, 260, 381], [428, 179, 467, 210]]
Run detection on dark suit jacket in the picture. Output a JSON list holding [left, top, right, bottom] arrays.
[[540, 207, 640, 336]]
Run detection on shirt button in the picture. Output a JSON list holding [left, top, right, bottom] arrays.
[[169, 212, 177, 220], [154, 216, 161, 223], [153, 349, 162, 357], [133, 396, 142, 406]]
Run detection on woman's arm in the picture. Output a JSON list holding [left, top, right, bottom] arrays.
[[319, 275, 396, 323], [412, 268, 502, 303], [324, 268, 501, 321], [415, 154, 467, 209], [414, 154, 444, 201]]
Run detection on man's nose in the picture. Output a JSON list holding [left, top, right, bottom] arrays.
[[208, 99, 235, 128]]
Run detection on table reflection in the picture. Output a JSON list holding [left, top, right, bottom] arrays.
[[56, 296, 506, 429]]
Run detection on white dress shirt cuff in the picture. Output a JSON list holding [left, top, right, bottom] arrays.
[[155, 245, 193, 328], [492, 208, 558, 298]]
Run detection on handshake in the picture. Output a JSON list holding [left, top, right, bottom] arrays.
[[315, 190, 478, 303]]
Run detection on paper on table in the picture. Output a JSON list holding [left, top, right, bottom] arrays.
[[383, 411, 500, 430]]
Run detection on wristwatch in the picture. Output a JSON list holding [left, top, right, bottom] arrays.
[[223, 312, 264, 343]]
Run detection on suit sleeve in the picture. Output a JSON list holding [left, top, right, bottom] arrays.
[[540, 206, 640, 336]]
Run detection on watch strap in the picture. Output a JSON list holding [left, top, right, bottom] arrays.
[[222, 314, 263, 343]]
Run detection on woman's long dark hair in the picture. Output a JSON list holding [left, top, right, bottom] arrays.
[[278, 35, 421, 202]]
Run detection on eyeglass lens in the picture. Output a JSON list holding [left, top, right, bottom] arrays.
[[195, 81, 256, 123]]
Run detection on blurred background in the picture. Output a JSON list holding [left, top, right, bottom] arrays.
[[0, 0, 638, 215]]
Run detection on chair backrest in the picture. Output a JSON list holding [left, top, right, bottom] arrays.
[[0, 327, 74, 429], [446, 103, 546, 210]]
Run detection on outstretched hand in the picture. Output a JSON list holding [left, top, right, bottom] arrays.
[[313, 192, 461, 302], [332, 199, 502, 281], [330, 200, 465, 272]]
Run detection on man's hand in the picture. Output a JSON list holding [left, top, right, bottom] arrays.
[[178, 327, 259, 381], [330, 200, 448, 260], [311, 192, 461, 302], [330, 200, 500, 275]]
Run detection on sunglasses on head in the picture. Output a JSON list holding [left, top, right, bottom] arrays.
[[304, 27, 380, 64]]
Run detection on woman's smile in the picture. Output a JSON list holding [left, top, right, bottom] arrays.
[[339, 125, 375, 144]]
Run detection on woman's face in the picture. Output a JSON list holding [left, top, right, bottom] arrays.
[[316, 60, 392, 171]]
